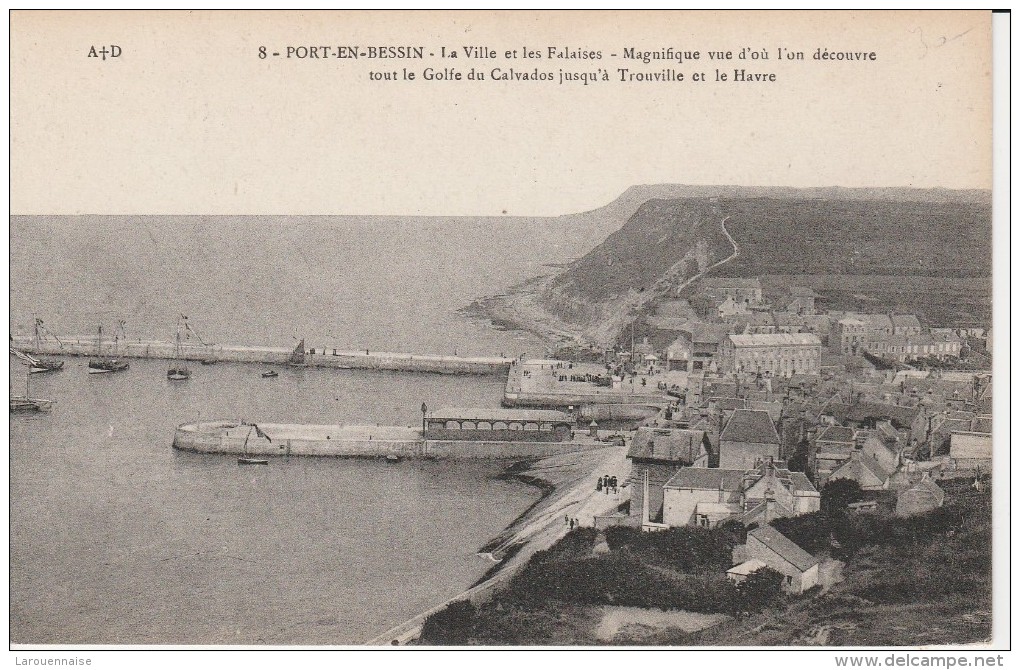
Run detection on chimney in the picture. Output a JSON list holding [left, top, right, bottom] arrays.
[[642, 470, 651, 525]]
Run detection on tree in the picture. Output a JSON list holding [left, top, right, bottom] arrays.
[[737, 567, 785, 611], [821, 478, 864, 515]]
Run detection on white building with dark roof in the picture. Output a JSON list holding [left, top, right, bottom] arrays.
[[829, 452, 892, 490], [626, 428, 712, 523], [661, 460, 819, 528], [731, 525, 820, 594], [697, 277, 763, 305], [719, 333, 822, 377]]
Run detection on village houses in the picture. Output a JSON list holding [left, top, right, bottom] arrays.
[[660, 459, 820, 529], [729, 525, 820, 594]]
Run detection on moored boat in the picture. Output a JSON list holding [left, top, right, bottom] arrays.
[[88, 358, 129, 374], [10, 395, 53, 412], [237, 423, 271, 464], [30, 359, 64, 374], [9, 361, 54, 412], [261, 370, 278, 378], [167, 316, 191, 381], [29, 319, 65, 373], [287, 338, 307, 367], [88, 322, 129, 374]]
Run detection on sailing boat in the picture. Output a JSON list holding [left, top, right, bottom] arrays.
[[167, 316, 191, 380], [88, 323, 129, 374], [178, 316, 218, 365], [25, 319, 65, 373], [238, 423, 270, 465], [9, 360, 53, 412], [287, 338, 307, 367]]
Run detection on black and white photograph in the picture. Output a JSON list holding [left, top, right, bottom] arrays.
[[7, 9, 1007, 664]]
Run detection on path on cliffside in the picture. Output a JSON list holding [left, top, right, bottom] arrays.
[[650, 214, 739, 303]]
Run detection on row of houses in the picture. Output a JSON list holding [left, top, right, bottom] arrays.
[[830, 313, 962, 361], [665, 330, 823, 377], [653, 277, 981, 375], [625, 390, 977, 531]]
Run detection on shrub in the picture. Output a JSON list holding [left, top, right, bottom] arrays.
[[770, 512, 833, 555], [821, 478, 864, 515], [737, 567, 785, 611], [419, 600, 476, 645], [602, 525, 739, 572]]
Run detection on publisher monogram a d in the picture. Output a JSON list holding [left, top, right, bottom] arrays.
[[87, 45, 121, 60]]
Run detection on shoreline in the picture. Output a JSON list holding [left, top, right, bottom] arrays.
[[366, 444, 630, 645], [463, 277, 598, 351]]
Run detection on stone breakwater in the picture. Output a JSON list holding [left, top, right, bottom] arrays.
[[10, 335, 512, 376], [172, 421, 610, 460]]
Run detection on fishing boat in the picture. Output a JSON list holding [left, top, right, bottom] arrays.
[[167, 316, 191, 380], [261, 370, 278, 378], [180, 316, 218, 365], [287, 338, 307, 367], [237, 424, 270, 465], [9, 362, 53, 412], [88, 323, 129, 374], [10, 395, 53, 412], [24, 319, 65, 373]]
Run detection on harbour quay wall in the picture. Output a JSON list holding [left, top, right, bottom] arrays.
[[503, 390, 668, 411], [172, 421, 607, 460], [305, 350, 508, 376], [11, 336, 511, 376]]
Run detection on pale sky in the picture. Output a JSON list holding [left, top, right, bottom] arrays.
[[10, 10, 992, 216]]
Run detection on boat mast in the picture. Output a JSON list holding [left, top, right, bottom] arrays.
[[114, 320, 126, 358], [242, 424, 255, 456], [174, 317, 182, 363]]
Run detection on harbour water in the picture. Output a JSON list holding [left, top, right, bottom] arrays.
[[9, 215, 599, 645]]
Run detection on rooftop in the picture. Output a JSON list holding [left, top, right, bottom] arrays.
[[859, 313, 894, 330], [727, 559, 769, 577], [627, 428, 708, 463], [721, 409, 781, 445], [904, 478, 945, 506], [817, 425, 856, 444], [428, 407, 572, 423], [823, 402, 922, 428], [891, 314, 923, 328], [664, 467, 745, 491], [727, 333, 822, 348], [748, 525, 819, 572], [711, 396, 747, 411], [832, 452, 891, 484], [681, 322, 734, 344]]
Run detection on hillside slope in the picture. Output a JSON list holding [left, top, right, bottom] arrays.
[[476, 187, 992, 347]]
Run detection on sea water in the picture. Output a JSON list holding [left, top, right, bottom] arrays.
[[9, 215, 593, 644]]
